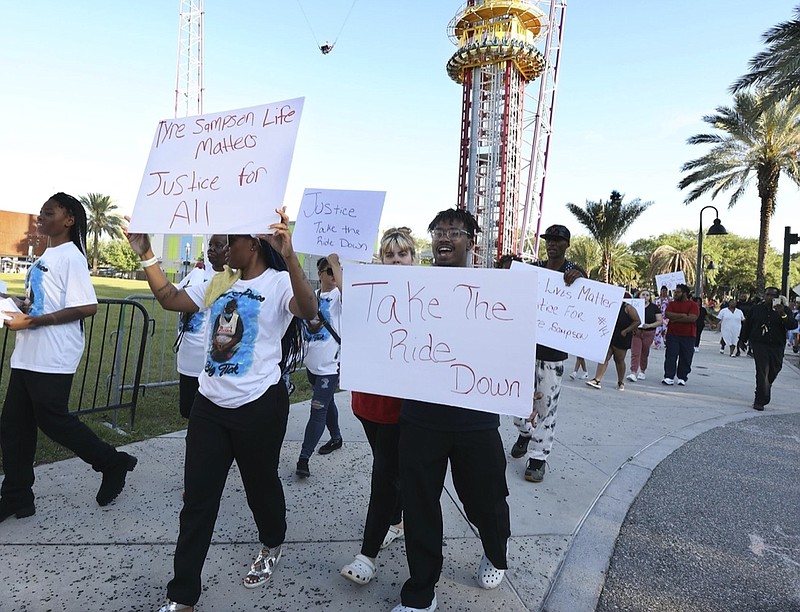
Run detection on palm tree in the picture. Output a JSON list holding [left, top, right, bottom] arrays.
[[565, 190, 652, 283], [646, 245, 698, 287], [565, 235, 601, 279], [678, 91, 800, 291], [731, 5, 800, 108], [80, 193, 124, 273]]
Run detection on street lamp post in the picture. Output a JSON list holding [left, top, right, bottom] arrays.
[[695, 205, 727, 297]]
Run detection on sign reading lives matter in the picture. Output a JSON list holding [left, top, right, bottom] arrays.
[[127, 97, 304, 234], [292, 188, 386, 262], [340, 265, 537, 418], [511, 263, 625, 363]]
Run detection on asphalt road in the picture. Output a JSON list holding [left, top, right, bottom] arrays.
[[597, 412, 800, 612]]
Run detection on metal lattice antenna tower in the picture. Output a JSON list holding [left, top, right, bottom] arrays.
[[447, 1, 566, 267], [174, 0, 204, 118]]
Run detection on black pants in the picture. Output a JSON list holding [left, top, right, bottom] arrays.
[[664, 335, 695, 381], [398, 421, 510, 608], [695, 323, 705, 348], [0, 369, 118, 507], [356, 415, 402, 558], [167, 382, 289, 606], [752, 343, 785, 406], [178, 373, 199, 419]]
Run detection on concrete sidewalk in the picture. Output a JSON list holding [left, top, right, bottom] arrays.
[[1, 334, 798, 612]]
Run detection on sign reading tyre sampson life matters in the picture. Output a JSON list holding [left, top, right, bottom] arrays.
[[339, 265, 537, 418], [128, 98, 304, 234]]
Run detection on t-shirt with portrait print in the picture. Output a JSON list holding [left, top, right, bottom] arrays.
[[183, 267, 293, 408]]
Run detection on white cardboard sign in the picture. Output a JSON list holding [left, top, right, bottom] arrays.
[[128, 98, 304, 234], [293, 188, 386, 262], [340, 265, 537, 418], [510, 262, 625, 363], [654, 271, 686, 293], [624, 298, 645, 327]]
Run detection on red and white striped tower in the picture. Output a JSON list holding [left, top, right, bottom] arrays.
[[447, 1, 566, 266]]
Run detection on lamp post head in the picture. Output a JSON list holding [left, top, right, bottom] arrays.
[[707, 218, 727, 236]]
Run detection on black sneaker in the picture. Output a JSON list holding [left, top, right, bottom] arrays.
[[524, 459, 546, 483], [296, 458, 310, 478], [510, 435, 530, 459], [0, 498, 35, 523], [752, 403, 765, 411], [96, 452, 138, 506], [318, 438, 343, 455]]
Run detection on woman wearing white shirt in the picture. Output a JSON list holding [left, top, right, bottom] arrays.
[[126, 209, 317, 612]]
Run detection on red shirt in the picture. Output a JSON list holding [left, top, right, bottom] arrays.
[[665, 299, 699, 337], [351, 392, 402, 425]]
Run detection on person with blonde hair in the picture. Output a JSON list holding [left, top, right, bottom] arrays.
[[341, 227, 415, 586]]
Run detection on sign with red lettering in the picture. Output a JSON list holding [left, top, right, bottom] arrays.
[[511, 263, 625, 362], [293, 188, 386, 262], [128, 98, 304, 234], [340, 265, 537, 418]]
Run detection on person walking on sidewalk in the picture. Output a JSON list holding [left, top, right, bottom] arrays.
[[585, 299, 640, 391], [0, 193, 137, 523], [511, 224, 586, 483], [393, 209, 511, 612], [126, 211, 317, 612], [717, 298, 745, 357], [340, 227, 416, 587], [661, 283, 699, 386], [296, 254, 343, 479], [739, 287, 798, 411], [627, 289, 661, 381]]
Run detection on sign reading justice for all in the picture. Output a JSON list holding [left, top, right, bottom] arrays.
[[127, 98, 304, 234]]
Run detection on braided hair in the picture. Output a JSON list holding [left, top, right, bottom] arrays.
[[49, 192, 88, 256], [427, 208, 481, 237]]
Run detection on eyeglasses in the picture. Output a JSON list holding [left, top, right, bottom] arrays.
[[322, 267, 334, 276], [430, 228, 471, 241]]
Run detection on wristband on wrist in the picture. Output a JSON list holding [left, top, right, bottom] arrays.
[[140, 256, 159, 268]]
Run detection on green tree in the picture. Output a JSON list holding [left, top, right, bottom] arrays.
[[99, 239, 140, 273], [80, 193, 124, 274], [678, 91, 800, 292], [646, 244, 698, 288], [565, 190, 652, 283], [732, 5, 800, 108], [565, 235, 601, 279]]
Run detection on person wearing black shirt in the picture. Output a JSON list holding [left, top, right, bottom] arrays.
[[392, 209, 511, 612], [510, 224, 586, 483], [739, 287, 797, 411]]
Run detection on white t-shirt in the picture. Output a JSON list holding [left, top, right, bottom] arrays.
[[176, 266, 216, 377], [303, 287, 341, 376], [184, 268, 294, 408], [11, 242, 98, 374]]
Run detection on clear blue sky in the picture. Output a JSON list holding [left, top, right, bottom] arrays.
[[1, 1, 797, 250]]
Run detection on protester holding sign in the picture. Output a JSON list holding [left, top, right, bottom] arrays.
[[626, 289, 662, 382], [125, 209, 318, 612], [174, 235, 227, 419], [341, 227, 415, 586], [653, 285, 671, 349], [510, 224, 586, 484], [296, 254, 343, 479], [392, 209, 510, 612], [0, 193, 137, 523], [585, 297, 641, 391]]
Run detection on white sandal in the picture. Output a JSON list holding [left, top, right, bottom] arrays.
[[475, 554, 505, 589], [381, 524, 404, 549], [243, 544, 282, 589], [156, 601, 193, 612], [340, 554, 376, 585]]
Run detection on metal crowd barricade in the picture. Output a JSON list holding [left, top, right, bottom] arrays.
[[123, 294, 181, 390], [0, 298, 149, 429]]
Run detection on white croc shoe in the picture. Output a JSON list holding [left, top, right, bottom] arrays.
[[475, 554, 505, 589]]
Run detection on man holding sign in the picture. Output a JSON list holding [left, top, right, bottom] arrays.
[[511, 224, 586, 483], [392, 209, 511, 612]]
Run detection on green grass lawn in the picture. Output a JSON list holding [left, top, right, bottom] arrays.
[[0, 274, 314, 468]]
